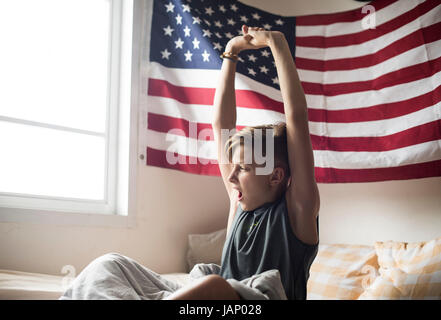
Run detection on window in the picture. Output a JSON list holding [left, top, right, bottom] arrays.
[[0, 0, 137, 224]]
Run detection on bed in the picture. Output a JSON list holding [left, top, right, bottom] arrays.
[[1, 230, 439, 300], [0, 268, 191, 300]]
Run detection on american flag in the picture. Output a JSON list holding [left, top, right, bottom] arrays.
[[144, 0, 441, 183]]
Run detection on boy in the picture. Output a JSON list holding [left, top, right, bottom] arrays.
[[61, 26, 319, 301], [167, 26, 320, 300]]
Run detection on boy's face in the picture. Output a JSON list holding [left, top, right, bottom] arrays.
[[228, 146, 272, 211]]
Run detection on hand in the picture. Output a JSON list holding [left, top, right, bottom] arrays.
[[225, 25, 284, 54]]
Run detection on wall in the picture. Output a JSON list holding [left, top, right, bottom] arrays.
[[0, 0, 440, 277]]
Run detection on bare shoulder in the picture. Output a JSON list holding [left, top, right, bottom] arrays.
[[285, 185, 320, 246]]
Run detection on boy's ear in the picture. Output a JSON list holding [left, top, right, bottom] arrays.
[[269, 167, 285, 186]]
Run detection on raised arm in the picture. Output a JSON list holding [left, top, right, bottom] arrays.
[[212, 31, 254, 233], [212, 47, 238, 234], [245, 27, 320, 245]]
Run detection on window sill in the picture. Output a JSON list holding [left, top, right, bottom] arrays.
[[0, 207, 136, 228]]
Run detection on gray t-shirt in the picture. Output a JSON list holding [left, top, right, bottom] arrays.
[[219, 194, 319, 300]]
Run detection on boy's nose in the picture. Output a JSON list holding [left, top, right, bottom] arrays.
[[228, 168, 237, 183]]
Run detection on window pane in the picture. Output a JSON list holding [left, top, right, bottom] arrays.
[[0, 0, 110, 133], [0, 121, 106, 200]]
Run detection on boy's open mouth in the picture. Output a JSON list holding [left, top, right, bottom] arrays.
[[238, 191, 243, 201]]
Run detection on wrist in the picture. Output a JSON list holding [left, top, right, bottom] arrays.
[[267, 31, 286, 49], [225, 42, 241, 55]]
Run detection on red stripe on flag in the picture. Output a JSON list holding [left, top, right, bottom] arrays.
[[296, 1, 440, 48], [295, 0, 397, 26], [148, 78, 215, 105], [148, 112, 213, 137], [295, 21, 441, 71], [302, 55, 441, 96], [308, 84, 441, 123], [315, 159, 441, 183], [148, 113, 246, 137], [146, 147, 220, 176], [148, 78, 284, 113], [148, 112, 246, 139], [311, 120, 441, 152], [235, 90, 284, 112]]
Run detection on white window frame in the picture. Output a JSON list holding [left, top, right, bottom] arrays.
[[0, 0, 139, 227]]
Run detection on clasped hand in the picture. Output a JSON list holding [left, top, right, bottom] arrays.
[[225, 25, 284, 54]]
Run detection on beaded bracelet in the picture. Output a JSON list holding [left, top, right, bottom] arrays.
[[220, 51, 239, 62]]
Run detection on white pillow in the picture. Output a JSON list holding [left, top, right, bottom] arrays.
[[186, 228, 227, 271]]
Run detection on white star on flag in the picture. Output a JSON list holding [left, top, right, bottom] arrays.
[[248, 68, 256, 76], [263, 23, 272, 30], [214, 20, 223, 28], [175, 14, 182, 25], [240, 16, 248, 23], [182, 4, 191, 12], [252, 13, 261, 20], [230, 4, 238, 12], [261, 49, 271, 57], [163, 25, 174, 36], [192, 16, 201, 24], [183, 25, 191, 37], [160, 49, 171, 60], [272, 76, 279, 85], [248, 54, 257, 62], [184, 50, 192, 61], [225, 32, 234, 39], [227, 18, 236, 26], [205, 7, 214, 16], [219, 5, 226, 13], [275, 18, 284, 25], [213, 42, 222, 51], [202, 29, 212, 37], [259, 65, 269, 74], [192, 37, 200, 49], [165, 2, 174, 13], [202, 50, 210, 62], [174, 38, 184, 49]]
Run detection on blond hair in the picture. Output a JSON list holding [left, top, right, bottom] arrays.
[[225, 122, 291, 178]]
